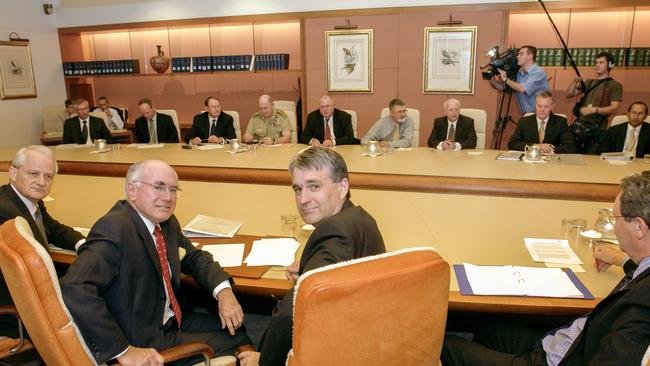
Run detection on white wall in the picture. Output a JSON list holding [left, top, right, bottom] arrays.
[[0, 0, 66, 148]]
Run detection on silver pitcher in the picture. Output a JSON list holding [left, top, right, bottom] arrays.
[[365, 140, 380, 155], [94, 139, 107, 151], [524, 145, 542, 161], [228, 139, 241, 152]]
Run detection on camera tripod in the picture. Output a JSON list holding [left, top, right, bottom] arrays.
[[491, 88, 516, 150]]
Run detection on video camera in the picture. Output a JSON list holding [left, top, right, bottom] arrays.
[[481, 47, 520, 80]]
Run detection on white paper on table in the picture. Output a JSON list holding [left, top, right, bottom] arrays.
[[201, 244, 245, 267], [524, 238, 582, 264], [196, 144, 225, 150], [362, 152, 384, 157], [463, 264, 523, 295], [127, 143, 164, 149], [395, 147, 412, 151], [244, 238, 300, 266], [545, 262, 585, 273], [55, 144, 80, 149], [183, 214, 242, 238], [463, 264, 584, 298]]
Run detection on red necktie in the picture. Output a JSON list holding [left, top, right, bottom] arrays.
[[324, 118, 331, 141], [153, 226, 182, 330]]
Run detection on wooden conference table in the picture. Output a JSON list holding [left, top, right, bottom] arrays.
[[0, 144, 646, 316]]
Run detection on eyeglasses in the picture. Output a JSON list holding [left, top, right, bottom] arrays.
[[133, 180, 181, 195], [607, 215, 628, 225]]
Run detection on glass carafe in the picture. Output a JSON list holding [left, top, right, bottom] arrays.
[[594, 208, 616, 240]]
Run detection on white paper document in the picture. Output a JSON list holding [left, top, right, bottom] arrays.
[[243, 238, 300, 266], [128, 143, 165, 149], [201, 244, 245, 267], [462, 264, 584, 298], [524, 238, 582, 264], [196, 144, 225, 150], [183, 214, 242, 238]]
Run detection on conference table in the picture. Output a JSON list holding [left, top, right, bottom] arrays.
[[1, 143, 646, 316]]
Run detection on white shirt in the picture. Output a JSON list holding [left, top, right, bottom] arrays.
[[77, 117, 93, 145], [93, 107, 124, 129], [436, 119, 461, 151]]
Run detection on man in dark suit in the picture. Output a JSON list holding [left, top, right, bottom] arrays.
[[0, 146, 84, 334], [301, 95, 358, 146], [134, 98, 179, 143], [185, 96, 237, 144], [427, 98, 477, 150], [442, 170, 650, 365], [508, 91, 576, 154], [601, 101, 650, 158], [238, 147, 386, 366], [61, 160, 252, 365], [62, 98, 113, 144]]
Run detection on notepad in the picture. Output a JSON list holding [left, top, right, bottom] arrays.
[[524, 238, 582, 265], [496, 151, 523, 161], [201, 244, 245, 267], [183, 214, 242, 238], [454, 264, 593, 299], [195, 144, 224, 150], [243, 238, 300, 266]]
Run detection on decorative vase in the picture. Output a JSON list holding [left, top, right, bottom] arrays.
[[149, 45, 169, 73]]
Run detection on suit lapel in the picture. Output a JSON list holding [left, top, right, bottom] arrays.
[[160, 222, 181, 287], [636, 124, 650, 156], [3, 186, 47, 246], [126, 204, 165, 282]]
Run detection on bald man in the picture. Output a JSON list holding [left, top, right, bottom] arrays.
[[427, 99, 477, 150], [243, 95, 291, 145], [301, 95, 358, 147]]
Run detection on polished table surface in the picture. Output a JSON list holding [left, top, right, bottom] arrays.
[[1, 144, 646, 202], [0, 166, 623, 316]]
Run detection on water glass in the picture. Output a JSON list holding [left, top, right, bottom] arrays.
[[561, 218, 587, 245]]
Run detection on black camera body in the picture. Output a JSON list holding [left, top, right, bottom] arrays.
[[481, 48, 520, 80]]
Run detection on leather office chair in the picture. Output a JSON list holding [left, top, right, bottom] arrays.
[[342, 109, 358, 138], [380, 107, 420, 146], [89, 110, 109, 129], [0, 305, 34, 362], [286, 247, 450, 366], [224, 110, 241, 141], [0, 217, 218, 365], [157, 109, 181, 142], [522, 112, 567, 119], [611, 114, 650, 127], [461, 108, 487, 149], [274, 101, 298, 143]]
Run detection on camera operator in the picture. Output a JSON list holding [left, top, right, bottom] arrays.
[[566, 51, 622, 154], [490, 45, 548, 114]]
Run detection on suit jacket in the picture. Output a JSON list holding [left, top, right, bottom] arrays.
[[259, 200, 386, 366], [184, 112, 236, 143], [0, 184, 82, 306], [301, 109, 359, 145], [62, 116, 113, 144], [508, 113, 576, 153], [600, 122, 650, 158], [134, 113, 179, 143], [60, 201, 230, 363], [427, 114, 477, 149], [559, 261, 650, 365]]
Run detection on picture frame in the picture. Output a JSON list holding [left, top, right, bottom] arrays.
[[0, 40, 37, 99], [326, 29, 373, 93], [423, 26, 477, 94]]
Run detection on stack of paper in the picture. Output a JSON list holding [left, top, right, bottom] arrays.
[[201, 244, 245, 267], [454, 264, 592, 299], [183, 214, 242, 238], [524, 238, 584, 272], [496, 151, 523, 161], [243, 238, 300, 266], [128, 143, 165, 149]]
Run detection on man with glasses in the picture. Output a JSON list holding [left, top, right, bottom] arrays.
[[442, 170, 650, 365], [601, 101, 650, 158], [61, 160, 253, 365], [0, 145, 84, 344], [361, 98, 414, 149]]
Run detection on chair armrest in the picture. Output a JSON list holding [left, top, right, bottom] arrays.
[[158, 342, 214, 364], [0, 305, 32, 358]]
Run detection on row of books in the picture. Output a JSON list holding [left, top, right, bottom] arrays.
[[536, 48, 650, 67], [63, 60, 140, 76], [171, 53, 290, 73], [172, 55, 253, 72]]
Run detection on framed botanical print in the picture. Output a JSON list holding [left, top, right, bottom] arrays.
[[0, 40, 37, 99], [326, 29, 373, 93], [423, 26, 477, 94]]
